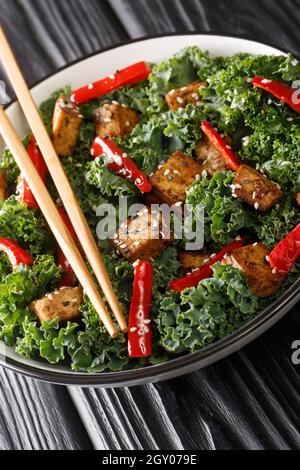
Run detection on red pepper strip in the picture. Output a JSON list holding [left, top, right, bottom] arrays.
[[201, 121, 241, 172], [70, 61, 152, 105], [128, 260, 153, 358], [252, 77, 300, 115], [297, 193, 300, 206], [91, 137, 152, 194], [268, 223, 300, 276], [0, 238, 33, 267], [17, 135, 48, 209], [170, 238, 245, 292], [56, 208, 77, 287]]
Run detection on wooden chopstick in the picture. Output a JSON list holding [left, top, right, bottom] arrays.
[[0, 26, 127, 333], [0, 105, 118, 338]]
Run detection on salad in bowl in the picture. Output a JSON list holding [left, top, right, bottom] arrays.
[[0, 45, 299, 374]]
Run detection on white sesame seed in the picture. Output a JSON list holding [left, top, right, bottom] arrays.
[[164, 169, 170, 176], [175, 202, 182, 207], [125, 121, 130, 127], [191, 93, 199, 99], [109, 74, 115, 80], [112, 100, 119, 105], [272, 268, 278, 275], [253, 242, 258, 246], [235, 235, 242, 241], [144, 319, 151, 325], [134, 241, 141, 246], [210, 253, 216, 259], [235, 184, 242, 189], [120, 244, 127, 249], [201, 170, 208, 178], [130, 327, 137, 333], [103, 117, 111, 123], [177, 97, 184, 104], [287, 117, 293, 122], [173, 170, 180, 175], [261, 79, 272, 84], [266, 255, 270, 262], [267, 99, 272, 105], [254, 202, 259, 210], [169, 89, 176, 95], [88, 83, 94, 90], [252, 191, 256, 200]]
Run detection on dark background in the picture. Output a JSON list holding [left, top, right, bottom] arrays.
[[0, 0, 300, 450]]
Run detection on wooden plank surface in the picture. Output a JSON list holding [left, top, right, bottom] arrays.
[[0, 0, 299, 451]]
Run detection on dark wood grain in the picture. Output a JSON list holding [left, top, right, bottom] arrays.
[[0, 368, 92, 449], [0, 0, 300, 451], [109, 0, 300, 55]]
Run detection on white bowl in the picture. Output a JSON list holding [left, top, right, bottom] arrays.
[[0, 34, 299, 387]]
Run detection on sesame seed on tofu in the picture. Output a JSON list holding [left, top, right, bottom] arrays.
[[52, 96, 83, 157], [94, 103, 139, 139], [165, 81, 207, 110], [110, 208, 171, 262], [30, 286, 83, 323], [195, 136, 230, 176], [233, 165, 282, 212], [149, 151, 201, 205], [222, 244, 282, 297]]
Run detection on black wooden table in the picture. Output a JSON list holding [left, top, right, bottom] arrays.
[[0, 0, 300, 451]]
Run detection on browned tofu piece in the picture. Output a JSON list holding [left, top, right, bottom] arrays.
[[223, 243, 282, 298], [233, 165, 282, 212], [166, 81, 207, 111], [150, 151, 201, 205], [179, 251, 210, 273], [0, 173, 7, 200], [94, 103, 139, 139], [195, 136, 230, 176], [111, 208, 171, 261], [52, 96, 83, 157], [30, 286, 83, 323]]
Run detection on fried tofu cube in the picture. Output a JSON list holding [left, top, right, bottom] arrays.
[[195, 136, 230, 176], [223, 243, 282, 298], [166, 81, 207, 111], [0, 173, 7, 200], [150, 151, 201, 205], [94, 103, 139, 139], [110, 208, 171, 261], [52, 96, 83, 157], [233, 165, 282, 212], [179, 251, 210, 273], [30, 286, 83, 323]]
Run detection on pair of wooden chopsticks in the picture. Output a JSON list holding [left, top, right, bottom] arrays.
[[0, 26, 127, 338]]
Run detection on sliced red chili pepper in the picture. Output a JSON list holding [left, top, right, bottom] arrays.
[[16, 134, 48, 209], [128, 260, 153, 358], [0, 238, 33, 267], [268, 223, 300, 276], [201, 121, 240, 172], [170, 238, 245, 292], [56, 208, 77, 287], [252, 77, 300, 115], [91, 137, 152, 194], [297, 193, 300, 206], [70, 61, 152, 105]]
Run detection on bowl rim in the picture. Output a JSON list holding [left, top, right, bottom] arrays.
[[1, 31, 299, 387]]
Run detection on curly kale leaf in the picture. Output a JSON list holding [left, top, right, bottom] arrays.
[[85, 158, 137, 198], [255, 196, 300, 249], [186, 172, 256, 246], [0, 196, 55, 255], [157, 264, 259, 354], [0, 255, 62, 346]]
